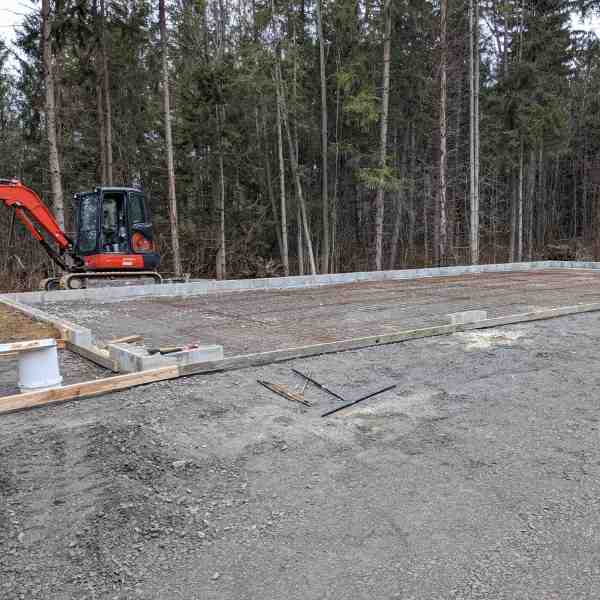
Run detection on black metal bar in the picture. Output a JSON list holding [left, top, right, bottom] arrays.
[[291, 368, 347, 402], [321, 384, 397, 417]]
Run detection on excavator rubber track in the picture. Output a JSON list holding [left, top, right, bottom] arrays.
[[42, 271, 163, 291]]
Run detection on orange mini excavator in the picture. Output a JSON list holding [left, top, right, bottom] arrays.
[[0, 179, 161, 290]]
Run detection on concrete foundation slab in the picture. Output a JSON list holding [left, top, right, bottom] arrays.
[[29, 269, 600, 358], [6, 262, 600, 373]]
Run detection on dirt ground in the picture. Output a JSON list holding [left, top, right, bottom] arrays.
[[2, 313, 600, 599], [41, 269, 600, 354], [0, 303, 58, 344]]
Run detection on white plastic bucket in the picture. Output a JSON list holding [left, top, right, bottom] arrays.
[[18, 339, 63, 392]]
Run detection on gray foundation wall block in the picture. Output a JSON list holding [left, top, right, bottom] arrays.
[[448, 310, 488, 325], [138, 345, 224, 371], [107, 343, 143, 373], [6, 261, 600, 307], [108, 342, 224, 373]]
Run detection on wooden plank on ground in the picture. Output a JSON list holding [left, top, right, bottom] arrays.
[[0, 365, 179, 415], [0, 338, 57, 354]]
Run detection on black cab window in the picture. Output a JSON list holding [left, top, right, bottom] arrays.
[[129, 192, 146, 224]]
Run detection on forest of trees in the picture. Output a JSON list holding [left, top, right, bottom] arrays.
[[1, 0, 600, 289]]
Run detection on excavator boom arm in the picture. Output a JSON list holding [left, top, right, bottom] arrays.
[[0, 179, 71, 249]]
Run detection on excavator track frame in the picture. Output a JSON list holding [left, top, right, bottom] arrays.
[[57, 271, 163, 290]]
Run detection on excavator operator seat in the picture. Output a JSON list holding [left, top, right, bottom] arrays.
[[101, 192, 128, 253]]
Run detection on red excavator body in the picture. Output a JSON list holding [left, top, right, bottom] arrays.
[[0, 179, 161, 289]]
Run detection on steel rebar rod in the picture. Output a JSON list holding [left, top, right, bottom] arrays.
[[292, 368, 347, 402], [321, 384, 397, 417]]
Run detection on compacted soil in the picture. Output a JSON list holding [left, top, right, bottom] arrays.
[[2, 313, 600, 598]]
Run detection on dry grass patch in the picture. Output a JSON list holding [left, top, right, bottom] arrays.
[[0, 303, 59, 343]]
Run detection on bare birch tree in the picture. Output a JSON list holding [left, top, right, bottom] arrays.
[[93, 0, 107, 184], [316, 0, 329, 273], [159, 0, 182, 277], [517, 140, 524, 261], [100, 0, 113, 185], [276, 62, 317, 275], [374, 0, 392, 271], [41, 0, 65, 229], [437, 0, 449, 263], [274, 88, 290, 275], [469, 0, 480, 264], [214, 0, 227, 279]]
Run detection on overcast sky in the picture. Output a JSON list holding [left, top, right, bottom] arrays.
[[1, 0, 600, 52], [0, 0, 30, 44]]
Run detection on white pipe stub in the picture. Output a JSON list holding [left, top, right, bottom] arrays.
[[15, 339, 63, 392]]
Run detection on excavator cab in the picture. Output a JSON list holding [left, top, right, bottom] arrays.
[[73, 187, 160, 273]]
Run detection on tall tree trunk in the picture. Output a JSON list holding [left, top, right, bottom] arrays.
[[424, 171, 431, 265], [297, 202, 304, 276], [438, 0, 449, 264], [389, 126, 409, 269], [276, 63, 317, 275], [526, 147, 536, 261], [315, 0, 329, 273], [474, 0, 480, 254], [469, 0, 480, 264], [214, 0, 227, 279], [274, 90, 290, 276], [374, 0, 392, 271], [100, 0, 113, 185], [216, 106, 227, 279], [571, 155, 578, 240], [510, 173, 517, 262], [331, 50, 342, 273], [517, 140, 524, 261], [537, 143, 544, 248], [41, 0, 65, 230], [258, 106, 283, 264], [95, 73, 107, 183], [93, 0, 107, 183], [408, 126, 416, 262], [159, 0, 182, 277]]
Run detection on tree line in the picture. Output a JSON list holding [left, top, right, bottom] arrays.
[[1, 0, 599, 289]]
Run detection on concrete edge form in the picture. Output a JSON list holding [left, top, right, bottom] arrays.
[[5, 260, 600, 306], [0, 296, 94, 347], [0, 296, 224, 373], [2, 300, 600, 415], [0, 296, 118, 371], [107, 342, 224, 373]]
